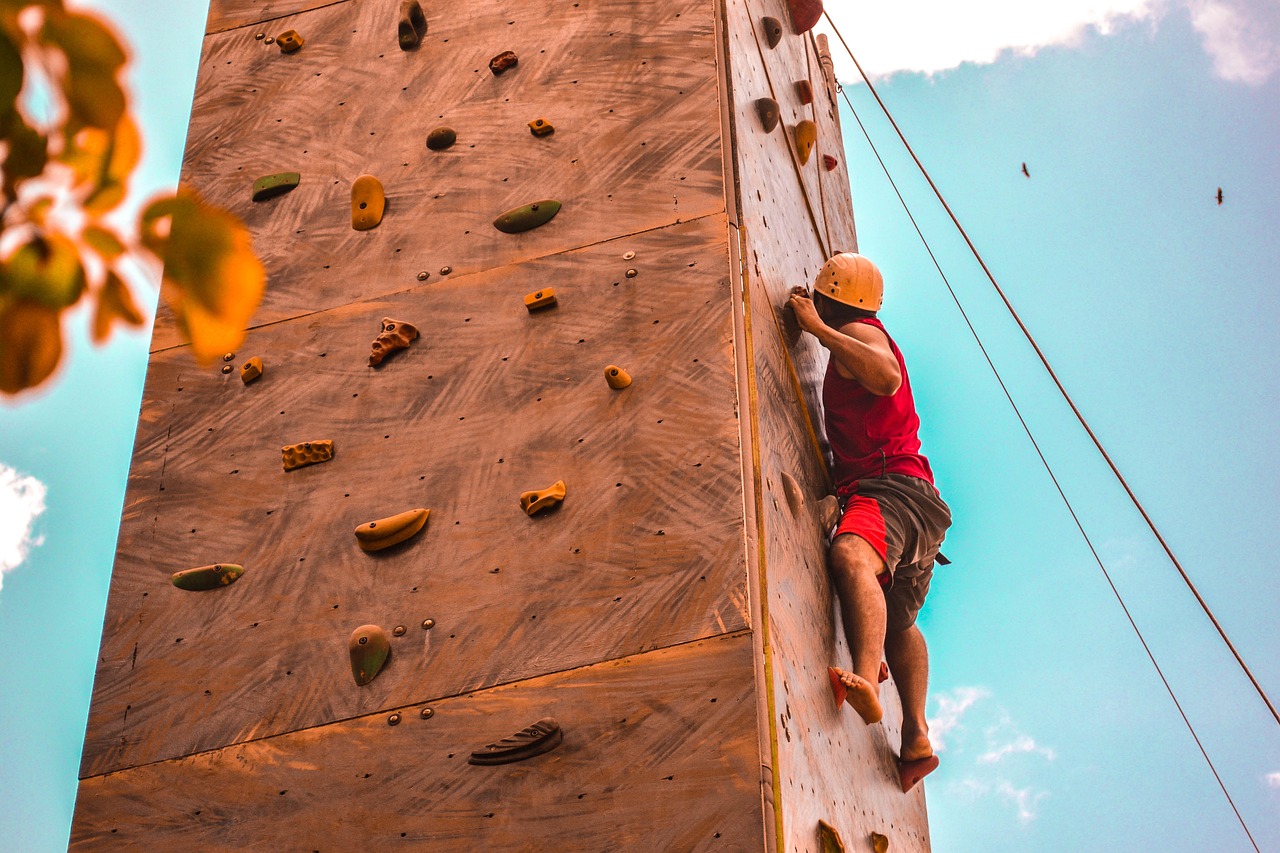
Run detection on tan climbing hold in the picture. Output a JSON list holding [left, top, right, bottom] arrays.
[[755, 97, 780, 133], [349, 624, 390, 686], [489, 50, 518, 75], [604, 365, 632, 389], [796, 79, 814, 105], [520, 480, 566, 516], [528, 118, 554, 137], [795, 120, 817, 164], [277, 30, 304, 53], [355, 508, 430, 552], [351, 175, 385, 230], [398, 0, 427, 50], [524, 288, 557, 311], [817, 820, 846, 853], [171, 563, 245, 591], [282, 440, 334, 471], [369, 318, 419, 366], [823, 154, 838, 171], [780, 471, 804, 515], [240, 356, 263, 384]]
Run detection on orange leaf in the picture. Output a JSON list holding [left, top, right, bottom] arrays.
[[91, 269, 144, 343], [0, 299, 63, 395]]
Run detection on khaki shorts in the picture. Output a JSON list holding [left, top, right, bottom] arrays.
[[833, 474, 951, 631]]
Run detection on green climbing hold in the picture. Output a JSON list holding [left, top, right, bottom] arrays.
[[171, 563, 245, 591], [251, 172, 300, 202], [493, 200, 561, 234], [349, 624, 391, 686]]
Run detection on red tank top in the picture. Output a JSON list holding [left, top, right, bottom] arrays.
[[822, 318, 934, 495]]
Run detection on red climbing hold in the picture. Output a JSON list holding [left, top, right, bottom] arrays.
[[489, 50, 518, 75], [796, 79, 814, 105], [898, 754, 940, 793], [823, 154, 838, 171], [788, 0, 823, 34]]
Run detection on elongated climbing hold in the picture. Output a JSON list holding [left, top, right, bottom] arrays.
[[520, 479, 566, 515], [795, 120, 817, 165], [277, 30, 304, 53], [398, 0, 427, 50], [489, 50, 518, 75], [426, 126, 456, 150], [823, 153, 838, 171], [351, 175, 385, 230], [780, 471, 804, 515], [349, 625, 391, 686], [795, 79, 814, 105], [524, 288, 557, 311], [369, 318, 419, 366], [240, 356, 263, 384], [468, 718, 562, 765], [604, 365, 632, 389], [171, 563, 244, 591], [251, 172, 299, 202], [787, 0, 823, 34], [762, 16, 783, 48], [528, 117, 554, 137], [755, 97, 780, 133], [493, 199, 561, 234], [282, 439, 334, 471], [355, 508, 430, 551], [817, 820, 846, 853]]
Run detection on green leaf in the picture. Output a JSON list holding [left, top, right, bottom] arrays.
[[2, 234, 86, 308], [2, 113, 49, 194], [42, 10, 128, 130], [140, 191, 265, 364], [82, 223, 125, 259]]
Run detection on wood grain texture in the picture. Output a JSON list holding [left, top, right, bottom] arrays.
[[160, 0, 726, 350], [207, 0, 345, 34], [723, 0, 932, 849], [80, 215, 750, 777], [72, 632, 764, 851]]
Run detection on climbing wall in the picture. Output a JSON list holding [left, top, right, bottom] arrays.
[[71, 1, 931, 850]]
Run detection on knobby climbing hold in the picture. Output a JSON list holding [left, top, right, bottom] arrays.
[[528, 118, 554, 137], [349, 624, 391, 686], [351, 175, 385, 230], [369, 317, 419, 366], [524, 288, 557, 311], [240, 356, 263, 384], [468, 718, 562, 765], [870, 831, 890, 853], [817, 820, 847, 853], [604, 365, 632, 389], [795, 79, 814, 105], [354, 508, 430, 552], [489, 50, 518, 75], [426, 126, 456, 150], [493, 199, 561, 234], [171, 563, 245, 591], [755, 98, 780, 133], [762, 16, 783, 48], [795, 120, 817, 165], [251, 172, 300, 202], [398, 0, 427, 50], [520, 480, 566, 516], [277, 30, 304, 53], [282, 439, 334, 471], [823, 153, 838, 171], [787, 0, 823, 34]]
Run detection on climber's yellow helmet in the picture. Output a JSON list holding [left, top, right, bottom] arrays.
[[814, 252, 883, 312]]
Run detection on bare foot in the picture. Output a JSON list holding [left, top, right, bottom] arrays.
[[899, 732, 933, 763], [832, 667, 882, 725]]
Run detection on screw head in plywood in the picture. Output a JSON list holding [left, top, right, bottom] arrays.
[[623, 251, 635, 260]]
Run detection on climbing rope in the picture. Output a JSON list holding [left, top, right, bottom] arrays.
[[823, 14, 1265, 851], [820, 10, 1278, 730]]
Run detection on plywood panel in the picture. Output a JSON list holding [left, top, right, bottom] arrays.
[[72, 632, 764, 851], [160, 0, 726, 349], [81, 215, 749, 777], [207, 0, 342, 34]]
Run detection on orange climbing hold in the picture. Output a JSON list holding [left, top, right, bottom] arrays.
[[355, 508, 429, 551], [524, 288, 557, 311], [520, 479, 566, 515], [281, 440, 334, 471], [871, 831, 889, 853], [604, 365, 632, 389], [369, 318, 419, 366], [277, 30, 304, 53], [240, 356, 263, 384], [795, 120, 817, 164], [351, 175, 385, 230], [528, 118, 554, 137], [787, 0, 823, 34], [817, 820, 846, 853]]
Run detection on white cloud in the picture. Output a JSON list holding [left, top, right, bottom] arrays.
[[928, 686, 989, 752], [0, 463, 48, 589], [979, 733, 1057, 764], [997, 780, 1049, 822], [818, 0, 1280, 85], [1186, 0, 1280, 84], [1266, 771, 1280, 788]]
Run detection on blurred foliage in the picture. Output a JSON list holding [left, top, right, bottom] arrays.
[[0, 0, 264, 396]]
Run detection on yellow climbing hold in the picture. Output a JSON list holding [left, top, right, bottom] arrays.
[[524, 288, 557, 311], [351, 175, 385, 231], [277, 30, 304, 53], [282, 440, 334, 471], [604, 365, 632, 389], [355, 508, 430, 552], [520, 480, 566, 516], [528, 118, 554, 137], [240, 357, 263, 384], [817, 820, 846, 853], [795, 120, 817, 165]]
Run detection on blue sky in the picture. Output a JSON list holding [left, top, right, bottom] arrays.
[[1, 1, 1277, 850]]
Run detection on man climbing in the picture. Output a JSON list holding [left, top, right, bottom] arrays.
[[788, 252, 951, 794]]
